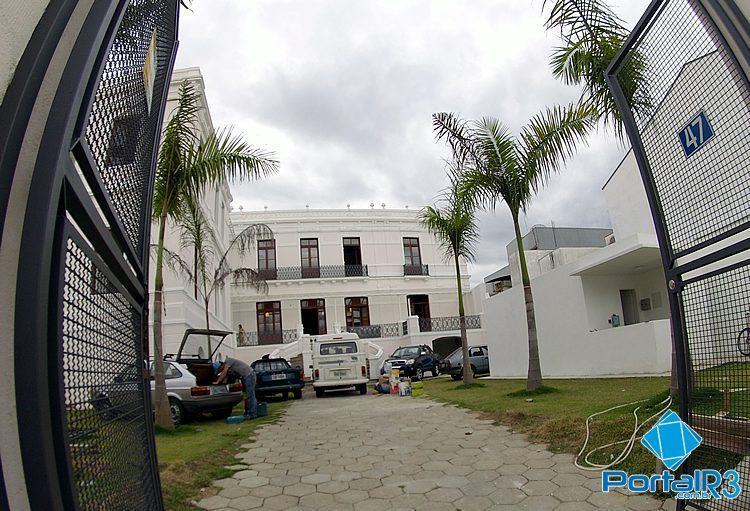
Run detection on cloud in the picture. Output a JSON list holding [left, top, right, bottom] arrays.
[[175, 0, 650, 284]]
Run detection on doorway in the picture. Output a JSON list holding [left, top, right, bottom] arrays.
[[408, 294, 431, 331], [343, 237, 363, 276], [619, 289, 639, 326], [301, 299, 327, 335]]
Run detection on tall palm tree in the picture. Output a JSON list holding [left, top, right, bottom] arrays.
[[433, 104, 594, 390], [543, 0, 650, 139], [159, 195, 272, 332], [420, 169, 480, 385], [152, 81, 278, 428]]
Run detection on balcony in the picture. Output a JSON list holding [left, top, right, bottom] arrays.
[[257, 264, 368, 281], [237, 329, 299, 346], [346, 323, 402, 339], [403, 264, 429, 276], [418, 315, 482, 333]]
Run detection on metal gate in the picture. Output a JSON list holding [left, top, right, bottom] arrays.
[[607, 1, 750, 510], [0, 0, 178, 509]]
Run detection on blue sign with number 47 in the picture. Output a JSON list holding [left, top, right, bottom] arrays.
[[678, 111, 714, 157]]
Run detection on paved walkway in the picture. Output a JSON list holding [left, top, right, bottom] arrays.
[[196, 393, 676, 510]]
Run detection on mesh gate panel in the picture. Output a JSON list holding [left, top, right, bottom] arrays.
[[615, 0, 750, 256], [62, 236, 157, 510], [84, 0, 176, 257], [682, 263, 750, 510]]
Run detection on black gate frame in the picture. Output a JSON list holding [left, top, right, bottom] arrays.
[[606, 1, 750, 510], [0, 0, 179, 508]]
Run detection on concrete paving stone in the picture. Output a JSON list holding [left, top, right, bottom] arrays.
[[412, 470, 446, 481], [473, 458, 503, 470], [521, 480, 559, 496], [556, 501, 597, 511], [213, 478, 239, 489], [425, 487, 463, 502], [348, 477, 381, 491], [523, 468, 557, 481], [232, 470, 259, 480], [442, 464, 475, 476], [217, 486, 250, 499], [588, 489, 630, 508], [524, 458, 555, 469], [369, 484, 404, 499], [353, 498, 391, 511], [433, 475, 470, 488], [236, 476, 269, 489], [626, 496, 663, 510], [466, 469, 500, 483], [255, 468, 286, 478], [283, 483, 316, 497], [455, 495, 494, 510], [488, 487, 526, 505], [497, 464, 529, 475], [227, 495, 263, 510], [262, 494, 299, 510], [197, 495, 230, 510], [287, 466, 316, 477], [422, 460, 453, 471], [661, 498, 677, 510], [495, 474, 528, 489], [334, 489, 370, 504], [225, 464, 250, 471], [317, 480, 350, 494], [299, 492, 335, 508], [248, 484, 282, 498], [416, 502, 455, 511], [518, 495, 559, 510], [331, 470, 363, 482], [300, 473, 331, 485], [552, 485, 591, 502], [391, 493, 429, 508], [403, 479, 439, 494]]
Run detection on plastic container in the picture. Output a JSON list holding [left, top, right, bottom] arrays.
[[257, 402, 268, 417]]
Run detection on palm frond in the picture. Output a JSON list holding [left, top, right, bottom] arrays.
[[212, 222, 274, 290], [151, 244, 194, 281], [518, 102, 594, 198], [432, 113, 484, 171], [225, 267, 269, 294]]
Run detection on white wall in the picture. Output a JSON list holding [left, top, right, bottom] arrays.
[[483, 262, 671, 378], [603, 151, 657, 242], [508, 246, 601, 286], [0, 1, 49, 103]]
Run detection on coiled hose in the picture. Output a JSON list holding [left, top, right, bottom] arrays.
[[575, 394, 673, 471]]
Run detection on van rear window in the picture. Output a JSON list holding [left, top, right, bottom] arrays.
[[319, 342, 357, 355]]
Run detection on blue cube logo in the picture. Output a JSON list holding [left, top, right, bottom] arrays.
[[641, 410, 702, 470]]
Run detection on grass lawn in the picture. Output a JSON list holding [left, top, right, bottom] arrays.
[[422, 376, 672, 477], [156, 401, 289, 511]]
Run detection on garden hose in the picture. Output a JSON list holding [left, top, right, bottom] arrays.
[[575, 395, 673, 471]]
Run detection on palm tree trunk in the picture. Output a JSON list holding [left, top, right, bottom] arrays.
[[193, 246, 198, 300], [455, 254, 473, 385], [512, 211, 543, 391], [153, 211, 174, 429], [204, 297, 211, 331]]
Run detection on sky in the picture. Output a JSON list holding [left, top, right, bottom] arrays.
[[175, 0, 650, 285]]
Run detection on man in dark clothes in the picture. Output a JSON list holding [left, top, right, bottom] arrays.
[[213, 357, 257, 419]]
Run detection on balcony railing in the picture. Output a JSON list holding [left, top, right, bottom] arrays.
[[418, 315, 482, 333], [347, 323, 402, 339], [403, 264, 429, 276], [256, 264, 368, 281], [237, 329, 299, 347]]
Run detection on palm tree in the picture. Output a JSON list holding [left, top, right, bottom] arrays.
[[433, 104, 594, 390], [152, 81, 278, 428], [542, 0, 650, 139], [421, 170, 480, 385], [159, 195, 272, 332]]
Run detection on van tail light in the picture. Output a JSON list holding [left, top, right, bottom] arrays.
[[314, 369, 319, 380], [191, 386, 210, 397], [229, 382, 243, 393], [361, 366, 367, 377]]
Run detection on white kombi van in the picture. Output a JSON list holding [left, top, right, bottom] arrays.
[[311, 333, 369, 397]]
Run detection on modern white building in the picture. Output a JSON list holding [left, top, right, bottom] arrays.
[[148, 67, 235, 359], [228, 207, 485, 368], [482, 150, 672, 378]]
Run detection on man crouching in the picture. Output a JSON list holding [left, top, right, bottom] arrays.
[[213, 357, 258, 419]]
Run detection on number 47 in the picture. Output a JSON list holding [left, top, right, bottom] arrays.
[[683, 115, 705, 149]]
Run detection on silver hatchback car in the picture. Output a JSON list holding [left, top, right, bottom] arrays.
[[91, 329, 244, 424]]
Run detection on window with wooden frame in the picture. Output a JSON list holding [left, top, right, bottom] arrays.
[[403, 237, 422, 266], [256, 301, 282, 344], [345, 297, 370, 329], [257, 239, 276, 279], [300, 238, 320, 278]]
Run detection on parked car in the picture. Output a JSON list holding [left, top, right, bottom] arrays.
[[90, 329, 243, 425], [442, 345, 490, 380], [311, 333, 369, 397], [252, 357, 304, 400], [381, 344, 441, 380]]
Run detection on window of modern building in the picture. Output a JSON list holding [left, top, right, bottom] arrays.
[[343, 237, 363, 276], [256, 301, 282, 344], [300, 238, 320, 278], [301, 299, 326, 335], [258, 239, 277, 279], [403, 237, 422, 266], [345, 297, 370, 329]]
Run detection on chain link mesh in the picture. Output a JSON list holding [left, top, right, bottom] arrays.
[[63, 236, 157, 510]]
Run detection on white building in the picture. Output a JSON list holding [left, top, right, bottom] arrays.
[[482, 150, 672, 378], [148, 67, 235, 358], [228, 207, 485, 368]]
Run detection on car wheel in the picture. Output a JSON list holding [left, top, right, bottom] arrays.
[[293, 389, 302, 400], [212, 407, 233, 420], [169, 397, 185, 425], [414, 367, 424, 380], [315, 388, 324, 398], [357, 384, 367, 395], [451, 373, 461, 381]]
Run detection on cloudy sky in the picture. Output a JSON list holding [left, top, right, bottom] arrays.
[[175, 0, 649, 285]]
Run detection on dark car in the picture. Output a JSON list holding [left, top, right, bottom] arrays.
[[381, 344, 441, 380], [442, 345, 490, 380], [252, 358, 304, 400]]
